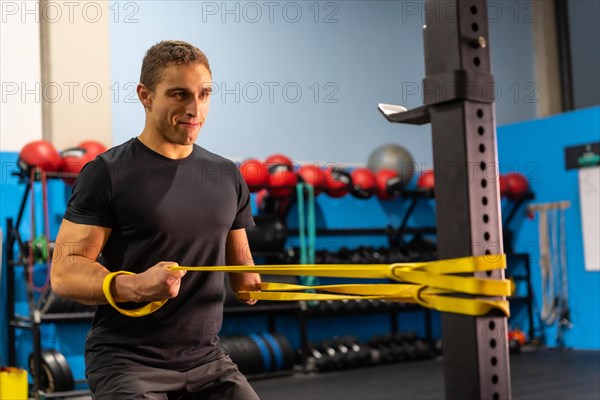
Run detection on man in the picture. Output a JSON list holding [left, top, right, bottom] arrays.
[[51, 40, 261, 399]]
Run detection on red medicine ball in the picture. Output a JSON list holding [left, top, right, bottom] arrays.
[[376, 169, 402, 200], [61, 147, 95, 185], [78, 140, 107, 157], [503, 172, 530, 200], [240, 159, 269, 193], [417, 169, 435, 190], [18, 140, 63, 173], [499, 174, 508, 197], [268, 165, 298, 197], [350, 168, 377, 199], [264, 154, 294, 171], [325, 167, 352, 198], [297, 164, 327, 196]]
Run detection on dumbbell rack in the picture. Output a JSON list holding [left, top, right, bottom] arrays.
[[250, 188, 439, 371], [5, 172, 93, 399], [297, 301, 434, 371], [249, 184, 537, 371]]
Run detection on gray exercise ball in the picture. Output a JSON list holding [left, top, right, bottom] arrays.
[[367, 144, 415, 185]]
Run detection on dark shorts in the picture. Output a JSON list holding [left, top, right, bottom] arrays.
[[86, 355, 260, 400]]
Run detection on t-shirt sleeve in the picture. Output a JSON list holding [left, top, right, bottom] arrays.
[[63, 157, 114, 228], [231, 166, 255, 230]]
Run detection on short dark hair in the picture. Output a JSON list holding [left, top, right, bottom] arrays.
[[140, 40, 211, 92]]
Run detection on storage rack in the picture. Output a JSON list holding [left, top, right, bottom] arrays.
[[247, 185, 537, 368], [249, 187, 439, 370], [5, 172, 94, 399]]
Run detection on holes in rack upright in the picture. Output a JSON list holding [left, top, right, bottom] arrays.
[[481, 179, 487, 188], [482, 196, 488, 206], [491, 356, 498, 366], [493, 392, 500, 400], [492, 374, 499, 384], [474, 57, 481, 66], [483, 214, 489, 223], [478, 126, 485, 135], [470, 5, 478, 14], [484, 232, 490, 241], [485, 249, 493, 276], [477, 109, 484, 118], [479, 144, 486, 153]]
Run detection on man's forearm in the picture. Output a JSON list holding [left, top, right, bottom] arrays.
[[51, 256, 141, 305]]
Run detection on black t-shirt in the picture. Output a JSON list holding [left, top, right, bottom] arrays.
[[63, 138, 254, 373]]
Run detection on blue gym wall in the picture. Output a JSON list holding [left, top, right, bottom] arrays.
[[496, 106, 600, 350]]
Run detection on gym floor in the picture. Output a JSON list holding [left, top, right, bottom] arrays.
[[39, 348, 600, 399], [252, 349, 600, 400]]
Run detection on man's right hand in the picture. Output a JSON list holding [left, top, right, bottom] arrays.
[[115, 262, 187, 303], [52, 220, 188, 306]]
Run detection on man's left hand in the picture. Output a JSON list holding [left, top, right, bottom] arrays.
[[228, 272, 261, 305]]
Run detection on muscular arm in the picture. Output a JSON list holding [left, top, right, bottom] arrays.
[[51, 219, 185, 305], [226, 228, 261, 305]]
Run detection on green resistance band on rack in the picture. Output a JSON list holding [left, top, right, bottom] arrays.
[[296, 182, 319, 297], [103, 254, 511, 318]]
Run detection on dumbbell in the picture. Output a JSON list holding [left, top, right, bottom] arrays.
[[401, 332, 435, 360], [318, 300, 340, 314], [307, 342, 338, 372], [340, 299, 358, 312], [369, 335, 396, 364], [389, 334, 411, 362], [25, 235, 53, 264], [378, 300, 394, 311], [337, 336, 371, 368], [337, 247, 351, 263], [402, 332, 436, 359], [396, 333, 418, 361], [354, 299, 371, 311], [305, 346, 325, 372], [332, 340, 351, 369], [415, 338, 436, 359], [320, 340, 345, 371]]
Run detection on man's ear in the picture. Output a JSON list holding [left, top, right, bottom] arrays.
[[137, 84, 153, 109]]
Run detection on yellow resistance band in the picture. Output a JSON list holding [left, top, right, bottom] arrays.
[[102, 271, 168, 318], [103, 254, 510, 318]]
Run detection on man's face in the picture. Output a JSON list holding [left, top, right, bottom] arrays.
[[145, 63, 212, 146]]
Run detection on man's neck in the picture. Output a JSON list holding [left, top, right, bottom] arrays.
[[138, 130, 193, 160]]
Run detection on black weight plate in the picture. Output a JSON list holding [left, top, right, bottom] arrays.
[[48, 349, 74, 391], [29, 350, 60, 393], [271, 333, 295, 371], [225, 336, 264, 375]]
